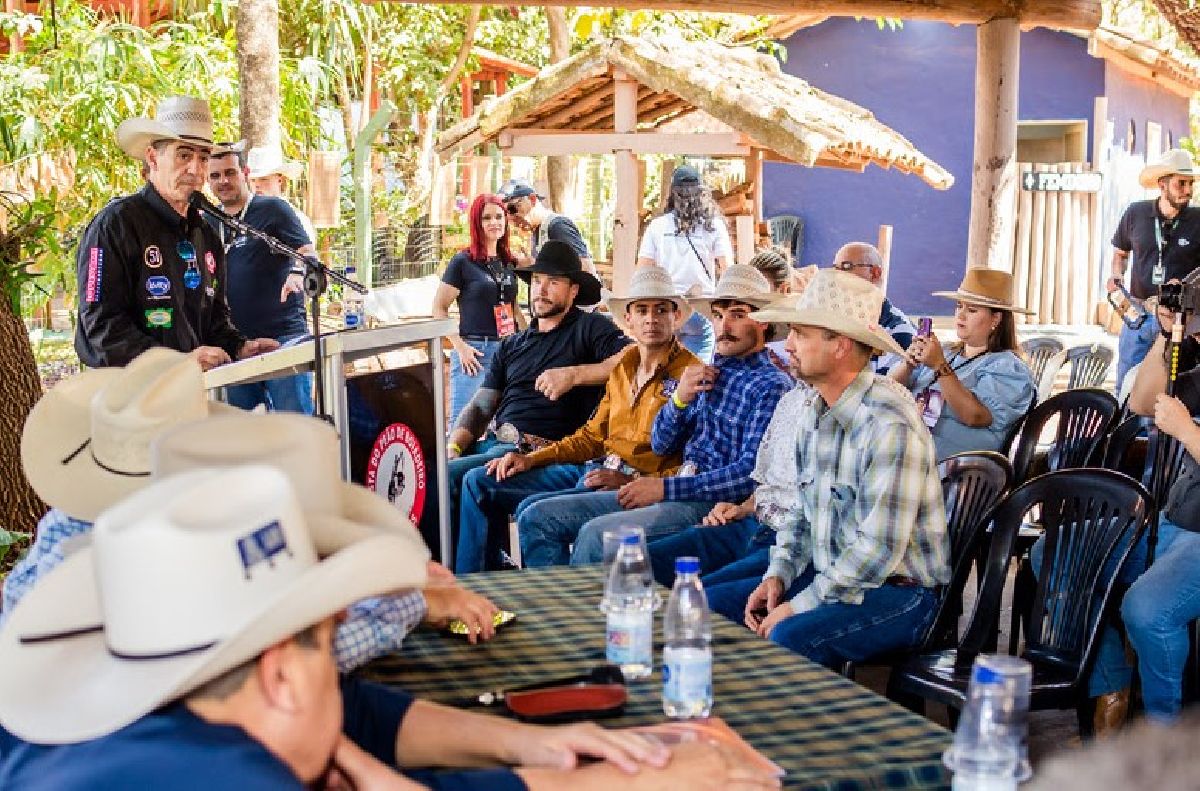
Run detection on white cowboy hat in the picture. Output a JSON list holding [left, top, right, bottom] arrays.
[[1139, 149, 1196, 190], [932, 268, 1032, 315], [115, 96, 215, 159], [151, 412, 422, 554], [688, 264, 784, 338], [20, 347, 239, 523], [607, 265, 693, 323], [750, 268, 904, 355], [246, 144, 304, 181], [0, 464, 429, 745]]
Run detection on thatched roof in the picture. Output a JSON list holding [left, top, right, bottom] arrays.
[[1150, 1, 1200, 63], [438, 35, 954, 190]]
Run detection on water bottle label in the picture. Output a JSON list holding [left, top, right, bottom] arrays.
[[344, 311, 362, 330], [663, 648, 712, 704], [606, 611, 651, 666]]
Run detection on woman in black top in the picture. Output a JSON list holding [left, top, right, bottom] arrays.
[[433, 194, 522, 423]]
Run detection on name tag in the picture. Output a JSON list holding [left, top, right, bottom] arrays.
[[914, 387, 945, 430], [494, 304, 516, 337]]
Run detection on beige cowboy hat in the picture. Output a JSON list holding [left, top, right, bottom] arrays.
[[115, 95, 215, 159], [1139, 148, 1196, 190], [20, 347, 239, 523], [607, 265, 693, 323], [0, 463, 429, 744], [247, 144, 304, 181], [688, 264, 784, 338], [751, 268, 904, 355], [932, 268, 1032, 315]]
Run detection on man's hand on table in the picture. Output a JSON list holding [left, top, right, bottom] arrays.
[[422, 585, 500, 644], [237, 337, 281, 360], [508, 722, 668, 773], [191, 345, 231, 371]]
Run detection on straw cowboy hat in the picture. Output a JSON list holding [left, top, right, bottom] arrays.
[[115, 95, 214, 159], [607, 264, 692, 322], [1139, 148, 1196, 190], [515, 239, 603, 306], [750, 269, 904, 355], [246, 144, 304, 182], [688, 264, 785, 337], [20, 348, 238, 523], [0, 463, 429, 744], [932, 268, 1032, 315]]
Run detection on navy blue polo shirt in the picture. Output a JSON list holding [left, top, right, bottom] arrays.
[[1112, 200, 1200, 299], [442, 250, 519, 338], [209, 195, 311, 340], [0, 677, 526, 791], [483, 307, 631, 440]]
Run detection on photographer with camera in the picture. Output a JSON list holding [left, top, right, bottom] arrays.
[[1100, 272, 1200, 726], [1109, 150, 1200, 392]]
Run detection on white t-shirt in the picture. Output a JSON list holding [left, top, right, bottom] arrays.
[[638, 212, 733, 296]]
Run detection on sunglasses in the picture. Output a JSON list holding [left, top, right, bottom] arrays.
[[505, 201, 522, 215], [834, 261, 873, 272]]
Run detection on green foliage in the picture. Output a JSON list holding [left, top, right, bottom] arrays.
[[0, 191, 60, 313], [0, 526, 16, 568]]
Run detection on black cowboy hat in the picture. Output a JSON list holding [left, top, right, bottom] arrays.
[[515, 240, 603, 307]]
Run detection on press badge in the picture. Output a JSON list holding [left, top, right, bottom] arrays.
[[1152, 261, 1167, 286], [914, 387, 944, 429], [494, 303, 517, 337]]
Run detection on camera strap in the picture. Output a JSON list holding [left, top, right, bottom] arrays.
[[1153, 215, 1176, 286]]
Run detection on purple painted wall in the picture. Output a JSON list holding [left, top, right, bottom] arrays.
[[769, 18, 1183, 316], [1104, 62, 1190, 155]]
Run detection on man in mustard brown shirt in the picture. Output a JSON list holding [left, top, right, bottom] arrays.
[[455, 266, 698, 571]]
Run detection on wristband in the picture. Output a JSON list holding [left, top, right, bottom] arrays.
[[448, 442, 463, 455], [672, 392, 689, 410]]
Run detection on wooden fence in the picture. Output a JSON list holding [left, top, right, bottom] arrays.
[[1011, 162, 1104, 325]]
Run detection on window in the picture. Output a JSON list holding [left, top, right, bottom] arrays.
[[1017, 120, 1089, 164]]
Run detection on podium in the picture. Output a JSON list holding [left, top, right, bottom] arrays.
[[205, 318, 456, 563]]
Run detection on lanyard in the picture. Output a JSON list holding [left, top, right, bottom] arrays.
[[479, 257, 512, 303], [219, 195, 253, 251], [1153, 212, 1178, 286]]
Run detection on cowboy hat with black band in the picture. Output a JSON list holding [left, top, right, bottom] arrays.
[[515, 239, 603, 307], [0, 462, 428, 745], [115, 95, 215, 159]]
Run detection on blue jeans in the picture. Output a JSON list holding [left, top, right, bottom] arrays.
[[1116, 313, 1159, 396], [706, 564, 938, 669], [647, 517, 772, 588], [1029, 521, 1147, 699], [456, 462, 586, 573], [449, 338, 500, 426], [226, 333, 314, 414], [678, 311, 714, 363], [447, 438, 515, 563], [516, 492, 713, 567], [704, 547, 773, 622]]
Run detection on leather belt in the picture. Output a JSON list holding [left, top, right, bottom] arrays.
[[886, 575, 922, 588], [494, 423, 552, 453]]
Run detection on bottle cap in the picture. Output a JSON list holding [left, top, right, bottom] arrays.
[[674, 556, 700, 574], [971, 665, 1002, 685], [621, 533, 640, 545]]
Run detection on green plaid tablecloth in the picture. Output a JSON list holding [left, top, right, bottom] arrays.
[[362, 565, 951, 790]]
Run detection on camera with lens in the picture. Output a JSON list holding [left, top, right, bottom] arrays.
[[1159, 270, 1200, 315]]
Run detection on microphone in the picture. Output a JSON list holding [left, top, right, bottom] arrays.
[[189, 190, 252, 236]]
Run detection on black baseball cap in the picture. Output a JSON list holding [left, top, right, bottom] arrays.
[[671, 165, 701, 187]]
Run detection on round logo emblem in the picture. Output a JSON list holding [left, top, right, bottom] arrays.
[[144, 245, 163, 269], [365, 423, 427, 525], [205, 250, 217, 274]]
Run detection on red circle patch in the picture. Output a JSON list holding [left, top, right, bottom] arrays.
[[365, 423, 427, 525]]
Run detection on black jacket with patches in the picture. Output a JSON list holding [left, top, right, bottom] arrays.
[[74, 183, 246, 368]]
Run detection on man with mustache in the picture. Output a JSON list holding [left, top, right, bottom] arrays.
[[75, 96, 278, 371], [516, 266, 792, 566], [446, 241, 630, 570]]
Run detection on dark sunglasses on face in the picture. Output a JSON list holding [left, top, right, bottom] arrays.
[[506, 201, 521, 215], [834, 261, 873, 272]]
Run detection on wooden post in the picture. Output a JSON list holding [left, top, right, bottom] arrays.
[[876, 224, 894, 295], [966, 17, 1020, 272], [735, 215, 755, 265], [612, 72, 639, 295]]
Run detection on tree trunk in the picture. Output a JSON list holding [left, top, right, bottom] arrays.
[[236, 0, 282, 150], [0, 297, 44, 537], [545, 8, 572, 212], [412, 7, 482, 216]]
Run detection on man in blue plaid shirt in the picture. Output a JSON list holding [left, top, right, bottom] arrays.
[[517, 266, 792, 565], [706, 269, 949, 670]]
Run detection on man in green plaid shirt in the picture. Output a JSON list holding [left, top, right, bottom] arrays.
[[705, 269, 949, 669]]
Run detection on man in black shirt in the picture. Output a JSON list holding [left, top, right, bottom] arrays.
[[446, 241, 630, 570], [75, 96, 278, 371], [1109, 149, 1200, 390], [207, 144, 315, 413]]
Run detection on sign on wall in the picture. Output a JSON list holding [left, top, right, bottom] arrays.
[[1021, 170, 1103, 193]]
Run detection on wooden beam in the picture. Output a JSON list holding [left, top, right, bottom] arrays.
[[877, 224, 894, 294], [385, 1, 1101, 29], [613, 75, 640, 295], [496, 130, 751, 156], [966, 17, 1020, 272], [536, 83, 615, 128]]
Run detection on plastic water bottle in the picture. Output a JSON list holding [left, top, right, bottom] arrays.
[[947, 665, 1019, 791], [662, 556, 712, 718], [604, 534, 654, 680], [342, 266, 365, 330]]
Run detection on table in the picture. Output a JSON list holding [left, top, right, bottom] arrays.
[[362, 566, 952, 790]]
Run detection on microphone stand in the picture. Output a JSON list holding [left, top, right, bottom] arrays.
[[190, 192, 366, 422]]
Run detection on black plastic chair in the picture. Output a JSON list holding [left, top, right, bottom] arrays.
[[1064, 344, 1114, 391], [888, 469, 1150, 739], [839, 452, 1011, 679], [766, 214, 803, 262], [1009, 388, 1119, 486], [1021, 337, 1065, 385], [1101, 414, 1152, 477]]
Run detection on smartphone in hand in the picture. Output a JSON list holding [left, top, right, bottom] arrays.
[[917, 317, 933, 337]]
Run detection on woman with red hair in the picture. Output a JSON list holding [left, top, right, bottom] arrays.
[[433, 194, 522, 423]]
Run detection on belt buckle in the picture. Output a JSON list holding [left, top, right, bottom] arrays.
[[495, 423, 521, 446], [678, 461, 698, 477], [602, 453, 623, 471]]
